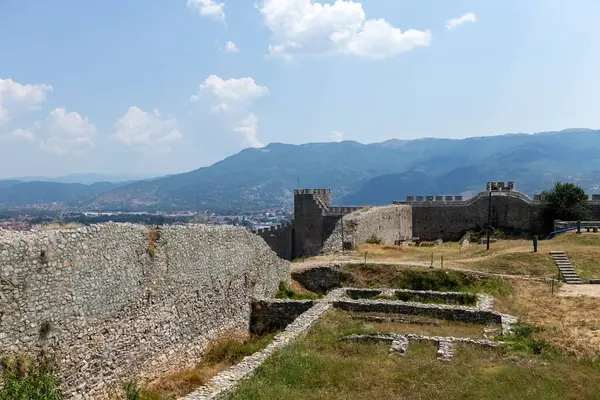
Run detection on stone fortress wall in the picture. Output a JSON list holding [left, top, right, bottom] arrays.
[[0, 223, 290, 399], [253, 221, 293, 261], [322, 205, 412, 253], [397, 181, 600, 241], [256, 181, 600, 260]]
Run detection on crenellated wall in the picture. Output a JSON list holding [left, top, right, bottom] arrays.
[[398, 182, 600, 241], [254, 182, 600, 260], [252, 222, 293, 260], [0, 223, 290, 399]]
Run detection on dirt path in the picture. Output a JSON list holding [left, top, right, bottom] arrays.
[[558, 284, 600, 298]]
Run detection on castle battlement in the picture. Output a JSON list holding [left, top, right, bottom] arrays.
[[294, 189, 314, 195], [403, 195, 464, 203], [327, 206, 363, 215], [253, 221, 292, 235], [487, 181, 516, 191]]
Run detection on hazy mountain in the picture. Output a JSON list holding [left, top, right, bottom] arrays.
[[0, 181, 124, 206], [82, 128, 600, 212], [9, 173, 155, 185], [3, 128, 600, 211]]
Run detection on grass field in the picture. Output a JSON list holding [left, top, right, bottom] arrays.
[[310, 310, 493, 339], [229, 310, 600, 400], [301, 231, 600, 279]]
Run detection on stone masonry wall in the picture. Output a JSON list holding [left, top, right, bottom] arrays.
[[412, 193, 535, 241], [0, 223, 290, 399], [322, 205, 413, 253], [253, 223, 292, 261]]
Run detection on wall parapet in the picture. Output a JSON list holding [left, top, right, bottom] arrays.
[[326, 206, 363, 215], [252, 221, 293, 234]]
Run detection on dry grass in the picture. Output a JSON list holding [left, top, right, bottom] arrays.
[[290, 279, 318, 297], [147, 227, 161, 260], [494, 279, 600, 357], [305, 232, 600, 279], [33, 222, 83, 231], [143, 331, 275, 399]]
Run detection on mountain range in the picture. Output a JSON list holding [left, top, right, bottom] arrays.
[[2, 128, 600, 212]]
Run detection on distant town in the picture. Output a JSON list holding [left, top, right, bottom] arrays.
[[0, 207, 293, 232]]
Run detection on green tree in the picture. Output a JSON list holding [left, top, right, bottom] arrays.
[[537, 182, 591, 233]]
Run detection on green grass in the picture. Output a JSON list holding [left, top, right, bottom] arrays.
[[395, 292, 477, 306], [469, 252, 556, 277], [502, 322, 555, 356], [342, 265, 513, 298], [228, 312, 600, 400], [275, 281, 320, 300], [0, 356, 64, 400]]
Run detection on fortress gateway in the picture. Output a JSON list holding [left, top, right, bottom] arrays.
[[254, 181, 600, 260]]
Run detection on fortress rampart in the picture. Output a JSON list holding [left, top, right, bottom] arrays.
[[395, 181, 600, 241], [252, 221, 293, 261], [254, 182, 600, 259], [0, 223, 289, 398]]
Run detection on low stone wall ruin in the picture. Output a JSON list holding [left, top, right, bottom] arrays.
[[250, 299, 315, 335], [0, 223, 290, 399], [291, 263, 344, 293]]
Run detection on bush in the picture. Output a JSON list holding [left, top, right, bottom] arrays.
[[120, 380, 142, 400], [537, 182, 592, 235], [0, 356, 64, 400], [366, 235, 382, 245], [504, 323, 554, 355], [275, 281, 319, 300]]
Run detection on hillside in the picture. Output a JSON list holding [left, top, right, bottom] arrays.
[[83, 129, 600, 211], [0, 181, 123, 207], [4, 128, 600, 211]]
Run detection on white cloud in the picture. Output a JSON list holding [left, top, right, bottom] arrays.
[[445, 13, 477, 30], [258, 0, 431, 59], [0, 107, 8, 125], [329, 131, 344, 142], [48, 107, 97, 137], [40, 107, 97, 154], [0, 78, 53, 124], [187, 0, 225, 20], [234, 113, 263, 148], [192, 75, 269, 112], [224, 41, 239, 53], [114, 106, 182, 151], [192, 75, 269, 148], [9, 128, 36, 142]]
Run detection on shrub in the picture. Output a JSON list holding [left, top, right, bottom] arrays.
[[0, 356, 64, 400], [366, 235, 382, 245], [121, 380, 142, 400], [275, 281, 319, 300], [503, 323, 554, 355], [147, 226, 161, 259]]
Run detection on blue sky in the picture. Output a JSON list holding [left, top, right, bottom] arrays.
[[2, 0, 600, 178]]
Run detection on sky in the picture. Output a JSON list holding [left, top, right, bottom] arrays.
[[2, 0, 600, 178]]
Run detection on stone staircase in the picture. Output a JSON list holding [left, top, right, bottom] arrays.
[[550, 251, 583, 284]]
